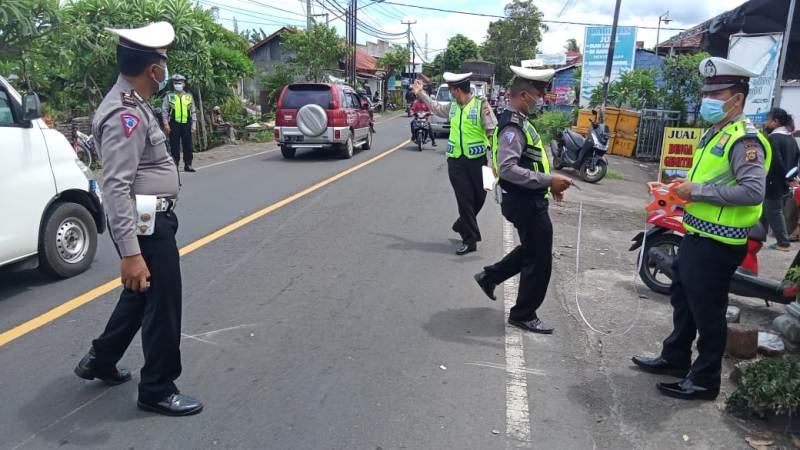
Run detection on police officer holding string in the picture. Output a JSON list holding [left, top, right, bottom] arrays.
[[632, 57, 770, 400], [412, 73, 497, 255], [472, 66, 573, 334], [73, 22, 203, 416]]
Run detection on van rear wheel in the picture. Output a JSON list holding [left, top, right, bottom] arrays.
[[39, 202, 98, 278]]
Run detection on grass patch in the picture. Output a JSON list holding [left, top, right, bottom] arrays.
[[605, 170, 624, 180]]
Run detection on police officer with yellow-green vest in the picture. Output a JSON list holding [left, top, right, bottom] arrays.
[[162, 74, 197, 172], [633, 57, 770, 401], [473, 66, 573, 334], [412, 73, 497, 255]]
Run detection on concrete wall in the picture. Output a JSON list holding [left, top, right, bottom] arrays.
[[245, 37, 292, 100]]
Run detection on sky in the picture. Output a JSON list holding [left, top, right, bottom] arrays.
[[212, 0, 750, 60]]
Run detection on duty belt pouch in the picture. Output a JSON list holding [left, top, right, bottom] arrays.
[[134, 195, 157, 236]]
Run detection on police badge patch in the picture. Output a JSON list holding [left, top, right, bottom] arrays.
[[703, 60, 717, 77], [120, 112, 141, 138], [742, 139, 760, 161], [504, 131, 516, 144]]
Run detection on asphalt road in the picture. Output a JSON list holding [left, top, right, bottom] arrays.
[[0, 115, 768, 449]]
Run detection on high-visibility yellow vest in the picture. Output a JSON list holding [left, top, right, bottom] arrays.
[[684, 119, 772, 245], [490, 110, 551, 196], [168, 92, 193, 124], [447, 96, 489, 159]]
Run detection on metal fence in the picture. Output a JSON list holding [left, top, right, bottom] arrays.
[[635, 109, 681, 160]]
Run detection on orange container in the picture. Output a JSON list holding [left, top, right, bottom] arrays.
[[610, 135, 637, 157]]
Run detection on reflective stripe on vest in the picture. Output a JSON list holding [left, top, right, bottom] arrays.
[[684, 119, 772, 245], [168, 93, 193, 124], [491, 120, 551, 196], [447, 96, 489, 159]]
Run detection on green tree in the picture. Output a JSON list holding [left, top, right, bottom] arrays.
[[658, 52, 709, 123], [378, 44, 409, 79], [283, 24, 349, 82], [442, 34, 479, 72], [565, 38, 580, 53], [588, 68, 658, 110], [481, 0, 546, 84], [259, 64, 296, 113], [422, 53, 444, 78]]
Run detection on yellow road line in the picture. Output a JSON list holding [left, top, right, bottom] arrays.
[[0, 140, 410, 348]]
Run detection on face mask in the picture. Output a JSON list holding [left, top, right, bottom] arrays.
[[154, 64, 169, 92], [699, 97, 727, 124], [174, 83, 184, 92]]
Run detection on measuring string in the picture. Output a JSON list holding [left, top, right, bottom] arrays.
[[572, 200, 647, 336]]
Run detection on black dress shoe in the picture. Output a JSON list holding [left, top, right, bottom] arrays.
[[74, 348, 131, 386], [631, 355, 690, 377], [474, 271, 497, 301], [508, 318, 554, 334], [184, 165, 196, 172], [456, 242, 477, 255], [432, 142, 437, 147], [656, 379, 719, 400], [138, 393, 204, 416]]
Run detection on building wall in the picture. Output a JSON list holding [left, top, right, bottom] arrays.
[[245, 37, 292, 100]]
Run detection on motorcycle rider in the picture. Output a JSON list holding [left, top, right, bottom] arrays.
[[409, 97, 436, 147], [632, 57, 770, 400]]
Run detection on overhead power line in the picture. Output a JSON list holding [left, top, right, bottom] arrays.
[[237, 0, 309, 18], [378, 1, 688, 31], [202, 0, 307, 23]]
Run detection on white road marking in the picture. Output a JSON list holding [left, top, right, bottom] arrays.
[[464, 361, 545, 376], [188, 323, 261, 338], [503, 219, 532, 444]]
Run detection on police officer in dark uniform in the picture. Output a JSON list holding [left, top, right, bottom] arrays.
[[73, 22, 203, 416], [473, 66, 573, 333], [632, 57, 770, 400]]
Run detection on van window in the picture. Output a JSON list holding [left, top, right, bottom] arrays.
[[281, 85, 333, 109], [0, 91, 15, 125], [435, 87, 451, 102]]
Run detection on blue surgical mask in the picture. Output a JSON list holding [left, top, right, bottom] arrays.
[[157, 64, 169, 92], [174, 83, 184, 92], [700, 97, 727, 124]]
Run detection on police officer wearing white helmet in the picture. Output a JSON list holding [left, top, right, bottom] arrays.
[[162, 73, 197, 172], [473, 66, 573, 334], [412, 72, 497, 255], [73, 22, 203, 416], [633, 57, 770, 400]]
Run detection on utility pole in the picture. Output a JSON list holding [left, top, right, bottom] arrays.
[[599, 0, 622, 122], [351, 0, 358, 86], [424, 33, 429, 61], [401, 19, 417, 80], [773, 0, 796, 107], [307, 0, 312, 30]]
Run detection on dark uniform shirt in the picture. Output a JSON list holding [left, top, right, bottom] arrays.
[[93, 75, 179, 257]]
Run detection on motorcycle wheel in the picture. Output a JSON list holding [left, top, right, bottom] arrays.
[[580, 158, 607, 183], [550, 140, 564, 170], [638, 233, 682, 295]]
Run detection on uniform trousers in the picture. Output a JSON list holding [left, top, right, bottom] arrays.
[[169, 121, 193, 167], [448, 156, 486, 245], [93, 212, 182, 402], [660, 234, 746, 389], [483, 193, 552, 321]]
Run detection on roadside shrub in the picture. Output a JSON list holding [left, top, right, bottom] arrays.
[[726, 357, 800, 417], [532, 111, 572, 145]]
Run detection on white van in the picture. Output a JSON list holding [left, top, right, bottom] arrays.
[[0, 76, 104, 277], [430, 83, 478, 138]]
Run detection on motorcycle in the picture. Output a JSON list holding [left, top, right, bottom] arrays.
[[412, 112, 432, 152], [72, 129, 98, 167], [629, 186, 795, 306], [550, 119, 610, 183]]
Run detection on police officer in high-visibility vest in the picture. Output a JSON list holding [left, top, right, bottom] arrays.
[[162, 74, 197, 172], [412, 73, 497, 255], [473, 66, 573, 334], [633, 57, 770, 400]]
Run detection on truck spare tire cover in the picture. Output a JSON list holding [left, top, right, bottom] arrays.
[[297, 104, 328, 137]]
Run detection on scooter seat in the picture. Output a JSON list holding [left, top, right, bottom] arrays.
[[563, 129, 584, 149]]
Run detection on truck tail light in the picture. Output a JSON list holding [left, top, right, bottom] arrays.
[[274, 128, 280, 140], [334, 129, 341, 140]]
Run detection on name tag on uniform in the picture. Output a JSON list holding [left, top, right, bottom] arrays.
[[711, 134, 730, 156], [135, 195, 157, 236]]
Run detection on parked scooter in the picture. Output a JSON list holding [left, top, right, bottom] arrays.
[[550, 118, 610, 183], [412, 111, 432, 152], [629, 184, 795, 306]]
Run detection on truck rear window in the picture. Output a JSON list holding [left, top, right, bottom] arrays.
[[281, 85, 333, 109]]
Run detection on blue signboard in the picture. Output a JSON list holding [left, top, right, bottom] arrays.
[[580, 26, 637, 107]]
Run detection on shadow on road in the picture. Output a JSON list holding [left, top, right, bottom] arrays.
[[0, 269, 61, 303], [370, 232, 458, 255], [422, 306, 504, 350]]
